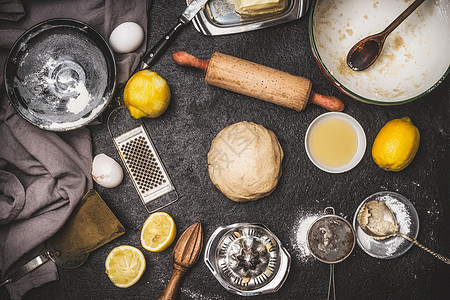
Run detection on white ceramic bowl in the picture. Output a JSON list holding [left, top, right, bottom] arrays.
[[305, 112, 366, 173], [309, 0, 450, 104]]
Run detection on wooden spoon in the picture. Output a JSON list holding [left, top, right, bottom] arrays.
[[346, 0, 425, 71], [159, 222, 203, 300]]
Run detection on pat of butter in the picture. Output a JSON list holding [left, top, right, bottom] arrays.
[[233, 0, 286, 15]]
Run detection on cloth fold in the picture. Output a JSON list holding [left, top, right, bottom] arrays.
[[0, 0, 149, 298], [0, 0, 25, 22]]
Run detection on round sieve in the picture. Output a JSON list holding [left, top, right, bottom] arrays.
[[308, 207, 355, 263], [307, 207, 355, 300]]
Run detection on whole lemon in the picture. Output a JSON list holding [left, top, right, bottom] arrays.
[[124, 70, 170, 119], [372, 117, 420, 171]]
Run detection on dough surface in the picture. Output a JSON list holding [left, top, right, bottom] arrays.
[[208, 121, 283, 202]]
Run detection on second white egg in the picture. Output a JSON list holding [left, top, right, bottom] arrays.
[[109, 22, 145, 54], [92, 153, 124, 188]]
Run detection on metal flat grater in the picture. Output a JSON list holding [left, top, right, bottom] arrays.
[[107, 107, 178, 213]]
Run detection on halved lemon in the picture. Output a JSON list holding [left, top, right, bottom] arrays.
[[105, 245, 146, 288], [140, 212, 176, 252]]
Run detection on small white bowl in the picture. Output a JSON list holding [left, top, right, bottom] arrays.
[[305, 112, 366, 173]]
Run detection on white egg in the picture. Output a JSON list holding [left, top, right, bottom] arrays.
[[109, 22, 145, 54], [92, 153, 124, 188]]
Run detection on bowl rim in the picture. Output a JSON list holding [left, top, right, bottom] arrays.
[[304, 112, 367, 174], [308, 0, 450, 105]]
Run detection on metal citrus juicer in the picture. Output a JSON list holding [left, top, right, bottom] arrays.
[[204, 223, 291, 296], [307, 207, 355, 300]]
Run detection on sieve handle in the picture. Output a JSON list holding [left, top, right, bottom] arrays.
[[398, 233, 450, 264], [324, 207, 335, 215], [327, 264, 336, 300]]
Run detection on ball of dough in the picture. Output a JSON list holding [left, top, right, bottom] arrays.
[[208, 121, 283, 202]]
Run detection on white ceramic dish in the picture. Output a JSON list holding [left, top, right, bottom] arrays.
[[310, 0, 450, 104], [305, 112, 366, 173]]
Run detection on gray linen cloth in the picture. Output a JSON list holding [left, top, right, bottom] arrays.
[[0, 0, 25, 21], [0, 0, 149, 298]]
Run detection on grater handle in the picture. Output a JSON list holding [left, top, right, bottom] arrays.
[[106, 106, 126, 140], [158, 264, 187, 300], [145, 190, 179, 214]]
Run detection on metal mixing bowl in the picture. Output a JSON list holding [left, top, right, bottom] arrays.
[[4, 19, 116, 131]]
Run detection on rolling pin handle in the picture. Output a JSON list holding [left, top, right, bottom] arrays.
[[172, 51, 210, 73], [309, 92, 345, 112]]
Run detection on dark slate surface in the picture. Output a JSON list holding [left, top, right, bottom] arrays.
[[2, 0, 449, 299]]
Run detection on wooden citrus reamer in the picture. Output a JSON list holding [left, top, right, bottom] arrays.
[[172, 51, 345, 112], [159, 221, 203, 300]]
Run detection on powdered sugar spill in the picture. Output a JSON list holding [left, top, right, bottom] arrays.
[[291, 213, 321, 262], [180, 288, 222, 300]]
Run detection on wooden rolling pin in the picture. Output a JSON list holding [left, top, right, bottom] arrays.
[[172, 51, 344, 112]]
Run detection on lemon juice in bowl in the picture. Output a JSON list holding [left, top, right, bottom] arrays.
[[309, 118, 358, 167], [305, 112, 366, 173]]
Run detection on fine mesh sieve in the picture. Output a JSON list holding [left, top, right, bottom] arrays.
[[107, 107, 178, 213], [205, 223, 290, 296], [307, 207, 355, 300]]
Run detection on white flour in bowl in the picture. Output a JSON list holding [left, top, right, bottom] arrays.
[[66, 81, 92, 114]]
